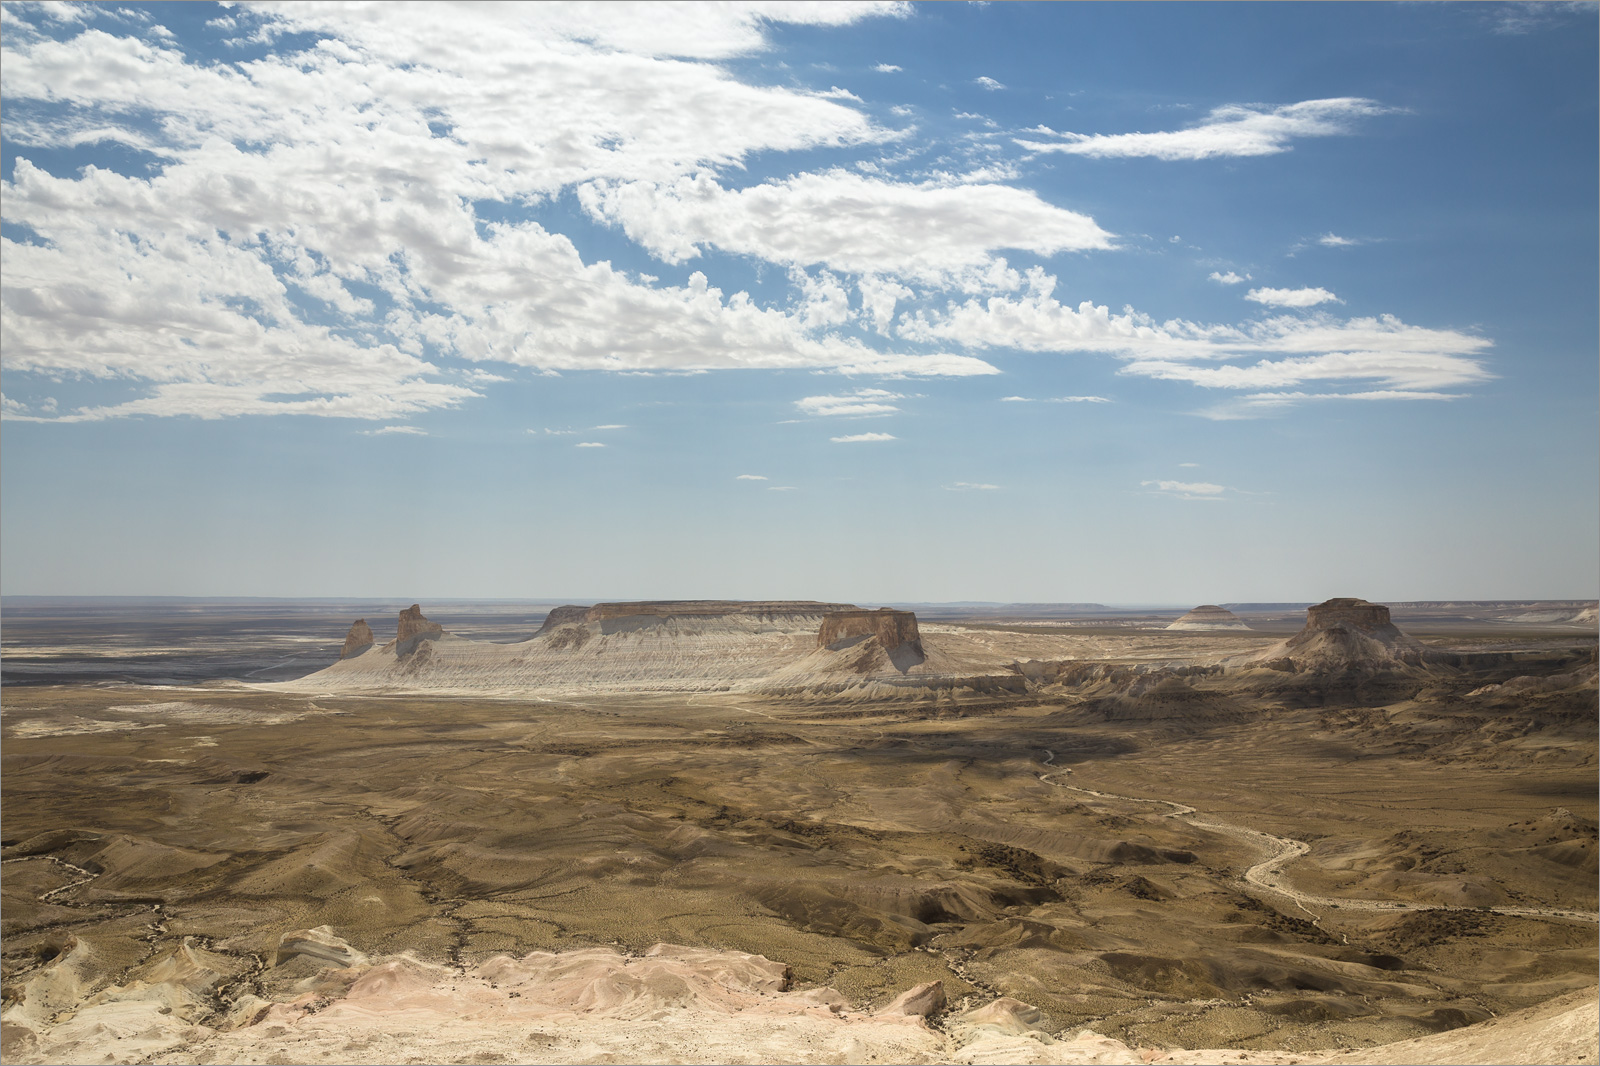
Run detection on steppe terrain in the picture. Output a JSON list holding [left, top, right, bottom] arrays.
[[1, 598, 1595, 1064]]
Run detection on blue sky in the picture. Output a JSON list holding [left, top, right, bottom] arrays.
[[2, 1, 1595, 603]]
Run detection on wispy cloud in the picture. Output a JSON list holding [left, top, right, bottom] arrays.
[[1209, 270, 1251, 285], [999, 395, 1111, 404], [1245, 286, 1341, 308], [831, 432, 896, 443], [590, 423, 628, 430], [796, 388, 904, 417], [874, 63, 901, 73], [1017, 98, 1394, 160], [735, 474, 768, 480], [575, 441, 606, 448], [946, 481, 999, 491], [1141, 479, 1229, 500], [1317, 233, 1359, 247], [362, 425, 428, 436]]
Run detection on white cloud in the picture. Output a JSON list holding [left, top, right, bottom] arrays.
[[362, 425, 428, 435], [796, 388, 904, 417], [1208, 270, 1250, 285], [946, 481, 999, 491], [1141, 479, 1228, 500], [735, 474, 768, 480], [767, 485, 798, 491], [591, 423, 628, 430], [974, 76, 1005, 91], [577, 169, 1113, 287], [1318, 233, 1359, 247], [1178, 462, 1199, 468], [999, 395, 1111, 404], [1017, 98, 1394, 160], [1, 3, 987, 422], [874, 63, 901, 73], [900, 271, 1492, 397], [831, 432, 896, 442], [575, 441, 606, 448], [858, 275, 913, 335], [1245, 286, 1341, 307]]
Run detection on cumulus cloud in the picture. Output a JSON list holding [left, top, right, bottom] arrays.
[[974, 76, 1005, 90], [1209, 270, 1250, 285], [1245, 286, 1341, 307], [900, 271, 1492, 395], [1, 2, 983, 422], [796, 388, 904, 417], [1017, 98, 1394, 160], [874, 63, 901, 73], [577, 169, 1113, 286], [831, 432, 896, 442]]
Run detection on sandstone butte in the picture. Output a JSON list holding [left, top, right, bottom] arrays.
[[338, 619, 374, 659], [394, 603, 444, 657], [816, 607, 923, 656]]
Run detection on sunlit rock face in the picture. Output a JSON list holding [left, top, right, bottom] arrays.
[[1305, 598, 1399, 635], [818, 608, 923, 654], [394, 605, 443, 657], [339, 620, 375, 659]]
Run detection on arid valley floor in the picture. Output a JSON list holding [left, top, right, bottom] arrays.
[[1, 598, 1595, 1065]]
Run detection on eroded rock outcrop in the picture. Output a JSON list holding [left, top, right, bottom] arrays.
[[340, 620, 375, 659], [818, 608, 922, 654], [395, 604, 443, 657], [1230, 597, 1430, 671], [1168, 605, 1250, 631]]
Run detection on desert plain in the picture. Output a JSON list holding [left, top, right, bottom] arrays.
[[1, 597, 1595, 1065]]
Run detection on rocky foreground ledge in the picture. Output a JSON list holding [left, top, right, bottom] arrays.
[[3, 930, 1592, 1066]]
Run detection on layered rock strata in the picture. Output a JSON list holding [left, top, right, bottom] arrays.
[[339, 620, 374, 659], [1167, 605, 1250, 631], [818, 608, 923, 654], [1230, 597, 1430, 670], [394, 604, 443, 657]]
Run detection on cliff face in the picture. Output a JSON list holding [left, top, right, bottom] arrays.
[[818, 609, 923, 655], [340, 620, 375, 660], [1230, 597, 1429, 672], [535, 601, 851, 637], [1306, 598, 1398, 635], [395, 604, 444, 657]]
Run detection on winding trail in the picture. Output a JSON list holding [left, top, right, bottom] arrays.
[[1037, 750, 1598, 927]]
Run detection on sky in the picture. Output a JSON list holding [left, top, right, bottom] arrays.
[[1, 0, 1596, 605]]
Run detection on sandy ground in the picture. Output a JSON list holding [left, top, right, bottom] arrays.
[[2, 618, 1595, 1064]]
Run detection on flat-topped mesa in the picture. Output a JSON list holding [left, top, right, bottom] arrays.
[[818, 608, 923, 655], [1306, 597, 1398, 635], [1229, 596, 1429, 671], [536, 600, 851, 636], [395, 604, 444, 657], [339, 620, 375, 659], [1168, 605, 1250, 631]]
